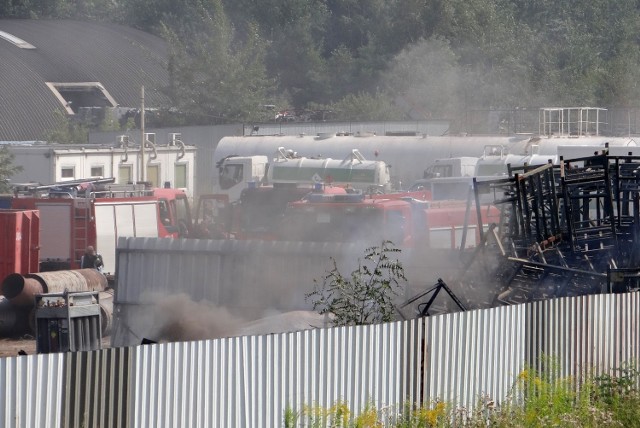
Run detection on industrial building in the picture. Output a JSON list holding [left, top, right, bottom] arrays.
[[0, 19, 170, 141]]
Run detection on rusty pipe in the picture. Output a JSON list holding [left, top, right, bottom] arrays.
[[99, 289, 114, 336], [1, 269, 107, 306], [1, 273, 44, 306]]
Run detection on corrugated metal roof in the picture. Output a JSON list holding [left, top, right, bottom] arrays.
[[0, 19, 170, 141]]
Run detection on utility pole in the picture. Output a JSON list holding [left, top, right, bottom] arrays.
[[140, 86, 145, 182]]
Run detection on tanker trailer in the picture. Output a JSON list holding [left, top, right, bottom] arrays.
[[213, 133, 637, 189], [213, 134, 523, 190], [214, 147, 392, 203]]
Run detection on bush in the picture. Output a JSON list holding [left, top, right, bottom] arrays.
[[306, 241, 406, 326]]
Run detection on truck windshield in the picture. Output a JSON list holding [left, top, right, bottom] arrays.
[[174, 196, 191, 225], [219, 164, 243, 189]]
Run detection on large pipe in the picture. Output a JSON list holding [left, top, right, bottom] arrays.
[[1, 269, 107, 306], [99, 289, 114, 336]]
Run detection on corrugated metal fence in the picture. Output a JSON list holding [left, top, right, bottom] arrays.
[[1, 292, 638, 427], [0, 244, 640, 428]]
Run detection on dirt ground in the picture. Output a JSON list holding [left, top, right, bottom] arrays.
[[0, 336, 112, 358], [0, 337, 37, 357]]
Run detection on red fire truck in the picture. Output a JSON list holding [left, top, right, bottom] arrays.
[[10, 179, 192, 275], [276, 191, 500, 249]]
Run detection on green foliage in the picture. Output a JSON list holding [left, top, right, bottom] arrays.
[[283, 405, 300, 428], [0, 147, 22, 193], [306, 241, 406, 326], [463, 357, 633, 427], [0, 0, 119, 19], [287, 361, 640, 427], [7, 1, 640, 123], [326, 91, 405, 122], [383, 37, 461, 120], [161, 0, 273, 123], [43, 109, 89, 144], [593, 361, 640, 427]]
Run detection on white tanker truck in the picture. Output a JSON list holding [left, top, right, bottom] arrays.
[[213, 133, 524, 190], [214, 132, 636, 191], [473, 136, 637, 177], [214, 146, 392, 203], [213, 107, 637, 193]]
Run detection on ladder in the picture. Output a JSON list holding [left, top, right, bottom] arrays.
[[72, 199, 92, 267]]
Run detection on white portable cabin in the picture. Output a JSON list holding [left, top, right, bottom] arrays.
[[7, 137, 196, 196]]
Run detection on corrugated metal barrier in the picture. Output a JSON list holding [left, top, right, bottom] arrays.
[[111, 237, 465, 347], [1, 292, 638, 427]]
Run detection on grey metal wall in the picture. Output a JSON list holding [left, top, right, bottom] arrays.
[[527, 292, 640, 378], [0, 292, 639, 427], [111, 237, 462, 348]]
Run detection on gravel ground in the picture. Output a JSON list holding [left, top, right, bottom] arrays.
[[0, 336, 112, 358]]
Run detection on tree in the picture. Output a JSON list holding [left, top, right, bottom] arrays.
[[322, 91, 405, 122], [43, 109, 89, 144], [382, 37, 462, 120], [306, 241, 406, 326], [162, 0, 274, 123], [0, 147, 22, 193]]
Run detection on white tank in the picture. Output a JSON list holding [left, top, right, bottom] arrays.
[[509, 135, 636, 157], [215, 134, 524, 188], [267, 152, 391, 191], [214, 134, 637, 186]]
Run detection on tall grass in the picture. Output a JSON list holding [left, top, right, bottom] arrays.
[[284, 360, 640, 427]]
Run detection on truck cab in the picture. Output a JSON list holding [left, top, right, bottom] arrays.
[[153, 188, 192, 238], [214, 155, 269, 203], [423, 157, 479, 179]]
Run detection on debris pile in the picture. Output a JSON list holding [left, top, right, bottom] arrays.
[[405, 151, 640, 316]]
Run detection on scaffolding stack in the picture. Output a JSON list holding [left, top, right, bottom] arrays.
[[439, 151, 640, 311]]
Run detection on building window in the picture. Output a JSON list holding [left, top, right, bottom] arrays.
[[147, 164, 160, 188], [175, 164, 187, 188], [90, 166, 104, 177], [118, 165, 132, 184], [61, 166, 75, 179]]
